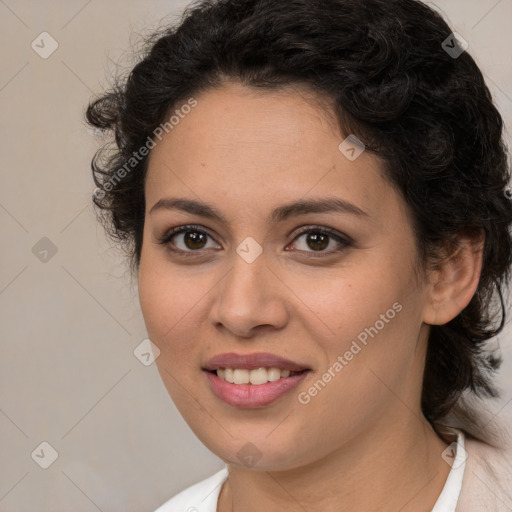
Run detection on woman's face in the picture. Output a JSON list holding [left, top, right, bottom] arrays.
[[138, 81, 434, 470]]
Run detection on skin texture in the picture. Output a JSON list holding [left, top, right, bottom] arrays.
[[138, 81, 484, 511]]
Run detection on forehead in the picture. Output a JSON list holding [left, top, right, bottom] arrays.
[[157, 82, 337, 158], [148, 81, 334, 161], [144, 81, 401, 225]]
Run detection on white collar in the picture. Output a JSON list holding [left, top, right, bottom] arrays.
[[431, 428, 466, 512]]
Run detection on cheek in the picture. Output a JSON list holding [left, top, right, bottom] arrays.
[[138, 250, 185, 360], [138, 254, 165, 337], [138, 247, 190, 334], [138, 259, 200, 407], [137, 250, 216, 371], [314, 285, 425, 423], [309, 252, 424, 387], [305, 257, 411, 338]]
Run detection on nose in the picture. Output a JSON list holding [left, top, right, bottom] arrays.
[[208, 249, 289, 338]]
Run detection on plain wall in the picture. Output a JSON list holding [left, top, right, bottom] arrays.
[[1, 1, 511, 510]]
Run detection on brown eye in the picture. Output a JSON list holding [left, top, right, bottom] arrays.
[[159, 225, 221, 253], [289, 227, 351, 256], [304, 232, 329, 251], [181, 230, 208, 250]]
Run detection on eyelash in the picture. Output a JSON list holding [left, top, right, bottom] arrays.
[[157, 224, 352, 258]]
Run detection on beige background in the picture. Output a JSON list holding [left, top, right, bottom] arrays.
[[1, 1, 511, 511]]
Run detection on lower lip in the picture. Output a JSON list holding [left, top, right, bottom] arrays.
[[204, 370, 310, 408]]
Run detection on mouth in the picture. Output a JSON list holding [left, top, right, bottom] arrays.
[[202, 352, 311, 408]]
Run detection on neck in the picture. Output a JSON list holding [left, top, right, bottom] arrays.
[[217, 413, 451, 512]]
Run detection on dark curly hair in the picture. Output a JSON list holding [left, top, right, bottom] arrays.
[[86, 0, 512, 437]]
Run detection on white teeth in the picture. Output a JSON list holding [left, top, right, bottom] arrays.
[[224, 368, 235, 383], [249, 367, 268, 385], [267, 368, 281, 382], [233, 369, 250, 384], [215, 367, 300, 385]]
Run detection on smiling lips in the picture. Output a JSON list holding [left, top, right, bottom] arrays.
[[203, 352, 311, 408]]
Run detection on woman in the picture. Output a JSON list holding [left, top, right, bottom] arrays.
[[86, 0, 512, 510]]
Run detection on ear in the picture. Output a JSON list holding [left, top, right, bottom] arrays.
[[423, 230, 484, 326]]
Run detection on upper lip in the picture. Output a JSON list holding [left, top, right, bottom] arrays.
[[203, 352, 310, 371]]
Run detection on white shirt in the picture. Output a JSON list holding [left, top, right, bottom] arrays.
[[155, 429, 468, 512]]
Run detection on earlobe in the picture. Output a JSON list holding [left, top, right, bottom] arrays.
[[423, 231, 484, 326]]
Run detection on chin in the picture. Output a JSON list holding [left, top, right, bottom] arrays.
[[196, 427, 315, 472]]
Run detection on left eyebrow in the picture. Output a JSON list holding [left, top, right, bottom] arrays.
[[268, 197, 369, 223], [149, 196, 369, 223]]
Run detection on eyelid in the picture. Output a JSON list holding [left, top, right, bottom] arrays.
[[157, 223, 352, 256], [291, 225, 352, 244]]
